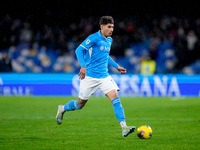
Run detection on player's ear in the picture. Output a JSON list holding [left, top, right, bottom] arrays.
[[100, 25, 104, 30]]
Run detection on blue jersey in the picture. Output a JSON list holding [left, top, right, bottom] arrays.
[[78, 30, 113, 78]]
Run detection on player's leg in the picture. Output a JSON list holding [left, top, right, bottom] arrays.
[[56, 76, 99, 125], [100, 76, 126, 126], [106, 90, 135, 137], [56, 98, 87, 125], [64, 98, 88, 111], [106, 89, 126, 127], [100, 76, 135, 137]]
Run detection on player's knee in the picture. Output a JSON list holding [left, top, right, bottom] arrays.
[[106, 89, 119, 101], [111, 92, 119, 101], [113, 93, 119, 99], [77, 98, 88, 108]]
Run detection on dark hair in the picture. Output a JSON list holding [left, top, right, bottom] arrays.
[[99, 16, 114, 25]]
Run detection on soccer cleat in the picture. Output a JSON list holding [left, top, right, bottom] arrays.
[[122, 126, 136, 137], [56, 105, 65, 125]]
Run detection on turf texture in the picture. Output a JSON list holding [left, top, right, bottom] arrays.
[[0, 97, 199, 150]]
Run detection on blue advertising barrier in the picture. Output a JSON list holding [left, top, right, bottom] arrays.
[[0, 73, 200, 97]]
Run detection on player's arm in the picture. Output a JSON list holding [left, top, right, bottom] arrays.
[[75, 35, 95, 79], [75, 35, 94, 79], [108, 56, 119, 69], [75, 35, 94, 67], [108, 56, 127, 74], [75, 46, 86, 68], [75, 46, 86, 79]]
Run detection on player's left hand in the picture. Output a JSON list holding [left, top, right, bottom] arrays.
[[117, 66, 127, 74]]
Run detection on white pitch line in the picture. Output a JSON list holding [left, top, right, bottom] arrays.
[[170, 97, 186, 101]]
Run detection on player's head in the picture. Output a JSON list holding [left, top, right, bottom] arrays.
[[99, 16, 114, 37], [99, 16, 114, 25]]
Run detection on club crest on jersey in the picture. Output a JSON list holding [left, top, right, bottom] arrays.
[[86, 39, 91, 45], [100, 46, 104, 51]]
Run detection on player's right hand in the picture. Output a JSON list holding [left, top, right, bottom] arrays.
[[78, 67, 86, 80]]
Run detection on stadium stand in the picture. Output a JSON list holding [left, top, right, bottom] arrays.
[[0, 13, 200, 74]]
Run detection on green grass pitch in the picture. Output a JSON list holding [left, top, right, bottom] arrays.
[[0, 96, 200, 150]]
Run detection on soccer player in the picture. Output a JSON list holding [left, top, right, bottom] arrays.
[[56, 16, 135, 137]]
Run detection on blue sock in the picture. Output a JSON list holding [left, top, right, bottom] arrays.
[[64, 100, 81, 111], [111, 97, 125, 123]]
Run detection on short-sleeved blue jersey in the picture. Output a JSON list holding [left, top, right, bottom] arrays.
[[79, 30, 113, 78]]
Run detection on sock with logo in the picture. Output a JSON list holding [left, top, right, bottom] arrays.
[[64, 100, 81, 111], [111, 97, 126, 123]]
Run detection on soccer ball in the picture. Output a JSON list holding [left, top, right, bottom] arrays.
[[137, 125, 153, 139]]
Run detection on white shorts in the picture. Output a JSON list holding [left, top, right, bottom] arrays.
[[79, 75, 119, 100]]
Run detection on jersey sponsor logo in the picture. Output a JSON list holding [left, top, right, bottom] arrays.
[[100, 46, 110, 51], [104, 46, 110, 52]]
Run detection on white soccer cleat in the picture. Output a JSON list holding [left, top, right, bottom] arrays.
[[56, 105, 65, 125], [122, 126, 136, 137]]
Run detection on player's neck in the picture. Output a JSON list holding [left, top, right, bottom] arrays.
[[100, 30, 107, 38]]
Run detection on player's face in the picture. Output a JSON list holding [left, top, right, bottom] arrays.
[[101, 23, 114, 37]]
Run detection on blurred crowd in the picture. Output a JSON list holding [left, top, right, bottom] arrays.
[[0, 13, 200, 74]]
